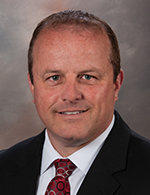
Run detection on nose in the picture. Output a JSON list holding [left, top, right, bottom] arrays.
[[61, 80, 83, 103]]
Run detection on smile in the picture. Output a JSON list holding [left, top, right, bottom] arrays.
[[59, 110, 87, 115]]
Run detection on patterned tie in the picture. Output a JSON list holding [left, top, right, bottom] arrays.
[[45, 159, 76, 195]]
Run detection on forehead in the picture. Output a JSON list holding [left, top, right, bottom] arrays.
[[33, 26, 110, 58], [32, 27, 113, 78]]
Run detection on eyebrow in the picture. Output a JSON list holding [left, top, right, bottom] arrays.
[[79, 68, 100, 73], [41, 69, 62, 78], [78, 68, 102, 77], [43, 70, 62, 74]]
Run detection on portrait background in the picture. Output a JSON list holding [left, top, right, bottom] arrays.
[[0, 0, 150, 149]]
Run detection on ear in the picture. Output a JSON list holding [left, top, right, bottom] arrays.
[[114, 69, 124, 101], [28, 73, 35, 103]]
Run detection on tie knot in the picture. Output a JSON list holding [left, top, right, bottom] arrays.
[[53, 159, 76, 178]]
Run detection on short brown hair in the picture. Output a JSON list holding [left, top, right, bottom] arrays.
[[28, 10, 121, 84]]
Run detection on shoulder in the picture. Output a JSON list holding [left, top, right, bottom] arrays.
[[0, 130, 45, 163], [0, 137, 37, 170], [116, 112, 150, 176], [112, 112, 150, 191], [116, 111, 150, 157], [128, 130, 150, 161], [0, 136, 35, 159]]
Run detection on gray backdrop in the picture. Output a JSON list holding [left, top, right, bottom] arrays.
[[0, 0, 150, 149]]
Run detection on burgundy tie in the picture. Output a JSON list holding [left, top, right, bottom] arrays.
[[45, 159, 76, 195]]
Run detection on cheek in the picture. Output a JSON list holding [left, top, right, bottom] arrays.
[[34, 86, 61, 110], [84, 84, 115, 108], [84, 86, 105, 103]]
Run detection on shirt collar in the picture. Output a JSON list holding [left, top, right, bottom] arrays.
[[40, 130, 62, 174], [40, 114, 115, 175]]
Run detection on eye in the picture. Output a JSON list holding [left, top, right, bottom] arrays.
[[50, 75, 60, 81], [83, 74, 93, 80]]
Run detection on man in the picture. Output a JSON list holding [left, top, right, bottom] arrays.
[[0, 10, 150, 195]]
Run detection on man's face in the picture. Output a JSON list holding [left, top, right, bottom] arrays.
[[28, 28, 123, 150]]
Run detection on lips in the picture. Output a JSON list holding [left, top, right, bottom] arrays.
[[59, 110, 87, 115]]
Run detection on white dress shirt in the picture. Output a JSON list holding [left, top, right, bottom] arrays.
[[36, 115, 115, 195]]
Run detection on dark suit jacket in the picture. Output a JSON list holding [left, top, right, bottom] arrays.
[[1, 111, 150, 195]]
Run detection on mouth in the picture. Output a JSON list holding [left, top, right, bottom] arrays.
[[59, 110, 87, 115]]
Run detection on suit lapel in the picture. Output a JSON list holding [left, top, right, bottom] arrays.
[[77, 111, 131, 195], [77, 157, 120, 195]]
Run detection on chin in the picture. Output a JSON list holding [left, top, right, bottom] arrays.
[[62, 133, 91, 146]]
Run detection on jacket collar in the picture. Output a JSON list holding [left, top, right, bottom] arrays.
[[77, 111, 131, 195], [12, 129, 45, 169]]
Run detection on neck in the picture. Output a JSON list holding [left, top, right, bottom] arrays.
[[47, 130, 97, 157], [49, 137, 88, 157]]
